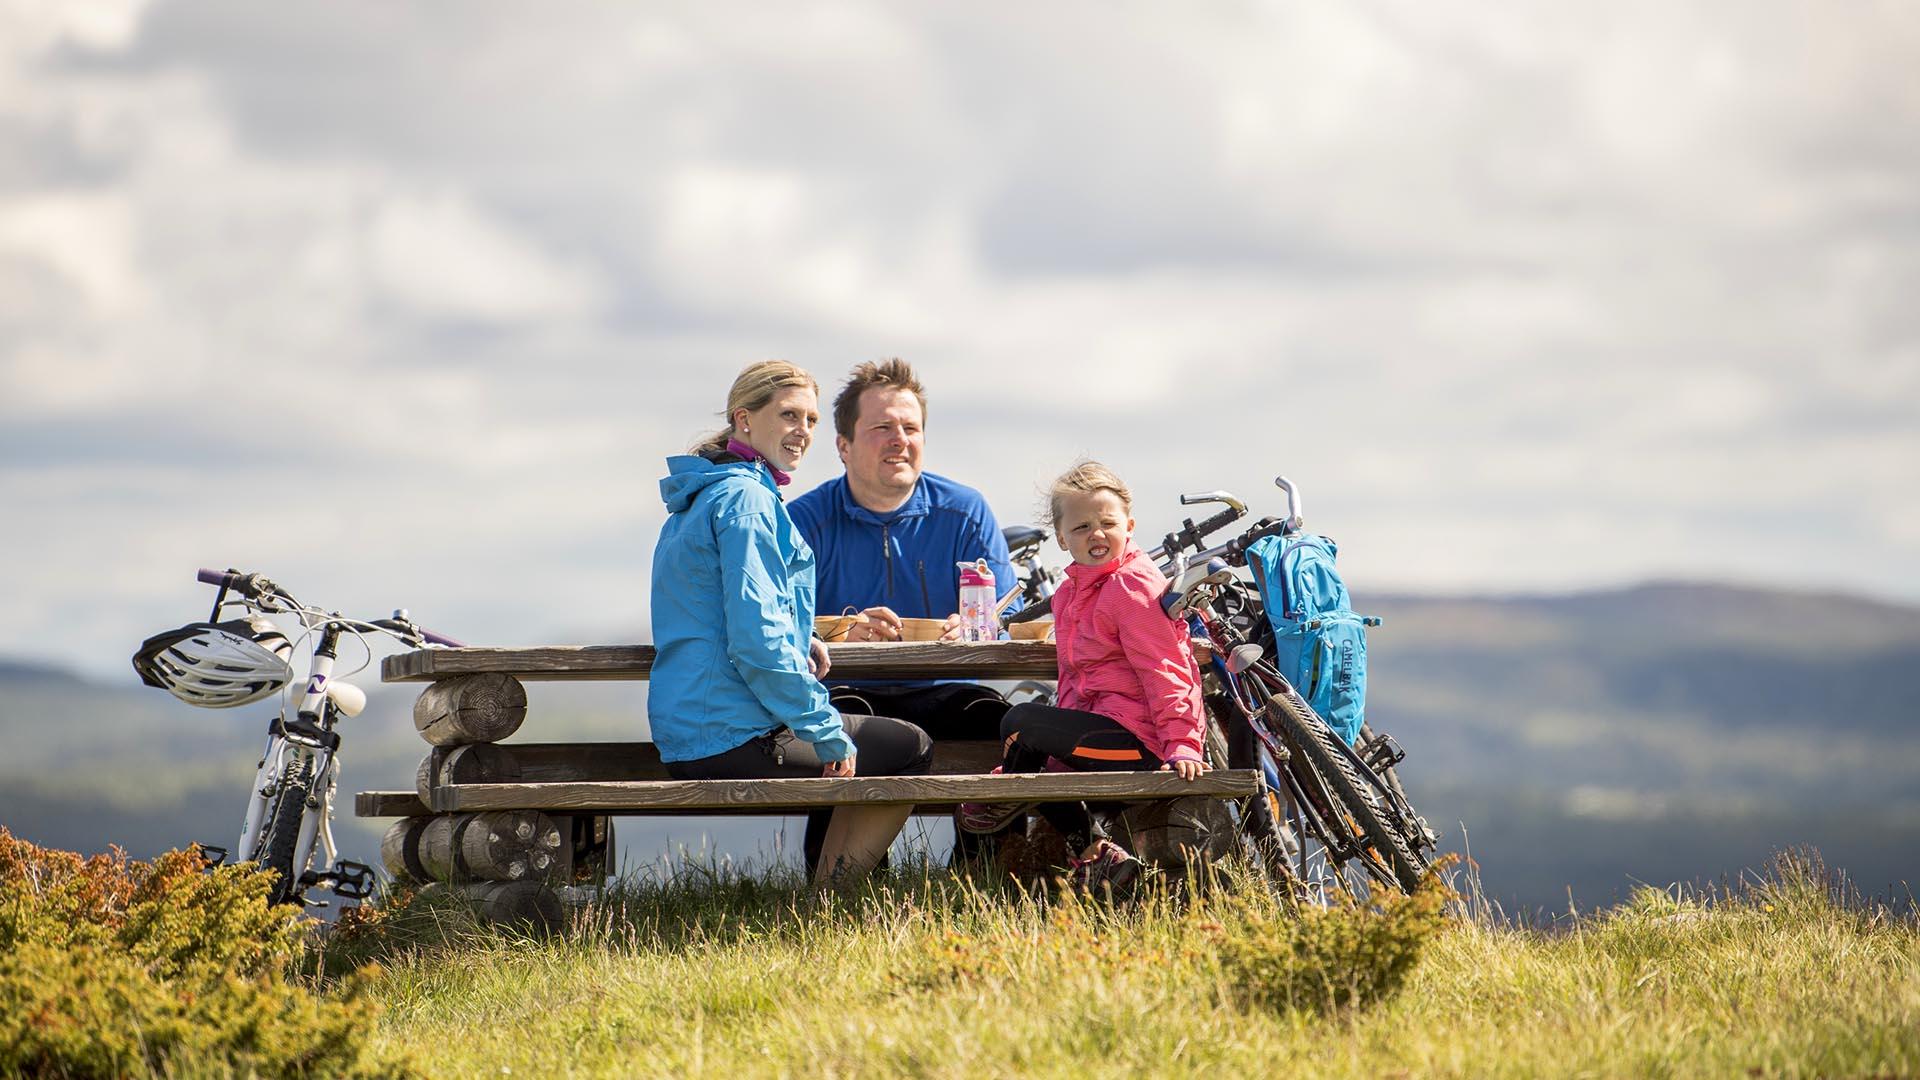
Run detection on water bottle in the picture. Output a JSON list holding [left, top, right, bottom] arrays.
[[957, 559, 998, 643]]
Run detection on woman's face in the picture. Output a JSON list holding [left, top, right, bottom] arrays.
[[737, 385, 820, 472]]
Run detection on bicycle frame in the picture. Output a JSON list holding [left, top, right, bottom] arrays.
[[167, 568, 459, 908]]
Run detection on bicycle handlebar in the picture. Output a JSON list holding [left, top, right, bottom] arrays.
[[198, 567, 463, 647]]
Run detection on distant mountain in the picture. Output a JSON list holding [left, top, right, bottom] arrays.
[[2, 581, 1914, 911]]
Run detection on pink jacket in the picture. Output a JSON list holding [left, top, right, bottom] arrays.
[[1051, 541, 1207, 764]]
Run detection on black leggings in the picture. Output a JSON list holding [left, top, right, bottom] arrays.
[[665, 714, 934, 873], [999, 702, 1164, 853]]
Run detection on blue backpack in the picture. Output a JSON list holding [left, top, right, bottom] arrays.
[[1243, 533, 1376, 745]]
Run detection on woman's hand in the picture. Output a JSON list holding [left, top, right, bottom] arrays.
[[851, 606, 903, 641], [1160, 758, 1208, 781], [822, 755, 857, 777], [808, 637, 831, 678]]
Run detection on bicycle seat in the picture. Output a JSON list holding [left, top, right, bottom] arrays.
[[1001, 524, 1048, 553]]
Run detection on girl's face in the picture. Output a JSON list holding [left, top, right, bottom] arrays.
[[1055, 488, 1134, 567], [736, 386, 819, 472]]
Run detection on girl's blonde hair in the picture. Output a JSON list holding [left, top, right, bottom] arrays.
[[693, 360, 820, 456], [1046, 460, 1132, 531]]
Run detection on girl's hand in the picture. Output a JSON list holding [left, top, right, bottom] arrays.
[[808, 637, 832, 678], [1160, 758, 1208, 781], [822, 755, 856, 778]]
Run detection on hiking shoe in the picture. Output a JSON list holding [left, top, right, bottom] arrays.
[[1069, 839, 1143, 898], [955, 767, 1034, 834]]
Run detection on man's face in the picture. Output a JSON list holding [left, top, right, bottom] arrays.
[[837, 387, 924, 504]]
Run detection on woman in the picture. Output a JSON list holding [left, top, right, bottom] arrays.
[[649, 361, 934, 886]]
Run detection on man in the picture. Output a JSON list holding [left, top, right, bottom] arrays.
[[790, 358, 1022, 744]]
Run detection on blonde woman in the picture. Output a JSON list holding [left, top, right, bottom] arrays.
[[649, 361, 933, 886]]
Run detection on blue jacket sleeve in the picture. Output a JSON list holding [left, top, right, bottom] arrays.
[[714, 504, 853, 761]]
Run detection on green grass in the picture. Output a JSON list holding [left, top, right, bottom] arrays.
[[308, 851, 1919, 1079]]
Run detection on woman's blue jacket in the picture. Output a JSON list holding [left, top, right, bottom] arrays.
[[647, 454, 851, 763]]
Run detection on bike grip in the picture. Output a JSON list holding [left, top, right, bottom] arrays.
[[197, 568, 233, 586], [419, 627, 467, 648], [1194, 505, 1244, 540]]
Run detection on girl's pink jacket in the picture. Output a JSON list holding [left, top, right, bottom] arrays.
[[1050, 540, 1207, 764]]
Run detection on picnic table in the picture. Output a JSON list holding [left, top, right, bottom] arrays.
[[357, 641, 1260, 922]]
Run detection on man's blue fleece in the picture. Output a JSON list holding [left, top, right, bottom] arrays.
[[648, 455, 851, 763], [788, 471, 1021, 622]]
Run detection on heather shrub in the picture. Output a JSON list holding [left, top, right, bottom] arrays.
[[1216, 869, 1453, 1015], [0, 829, 410, 1078]]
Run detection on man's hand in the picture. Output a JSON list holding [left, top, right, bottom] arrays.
[[852, 606, 903, 641], [938, 613, 963, 642], [1160, 758, 1209, 781], [808, 637, 831, 678], [822, 755, 857, 777]]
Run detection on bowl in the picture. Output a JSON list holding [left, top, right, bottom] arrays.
[[896, 617, 948, 642], [814, 614, 868, 642], [1007, 619, 1055, 642]]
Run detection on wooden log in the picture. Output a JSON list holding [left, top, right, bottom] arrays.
[[417, 743, 524, 802], [416, 815, 464, 880], [463, 880, 564, 930], [458, 810, 566, 882], [379, 815, 435, 882], [431, 768, 1262, 814], [412, 673, 528, 746], [383, 642, 1060, 683]]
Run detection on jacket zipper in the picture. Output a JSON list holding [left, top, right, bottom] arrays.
[[882, 525, 893, 599]]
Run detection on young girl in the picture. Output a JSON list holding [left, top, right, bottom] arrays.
[[959, 461, 1209, 893]]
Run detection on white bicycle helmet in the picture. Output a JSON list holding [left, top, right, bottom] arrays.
[[132, 616, 295, 708]]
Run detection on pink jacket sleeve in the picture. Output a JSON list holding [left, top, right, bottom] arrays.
[[1112, 577, 1207, 763]]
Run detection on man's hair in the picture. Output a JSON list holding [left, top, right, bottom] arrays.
[[833, 358, 927, 441]]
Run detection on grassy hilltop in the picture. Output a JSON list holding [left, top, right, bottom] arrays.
[[5, 831, 1917, 1078]]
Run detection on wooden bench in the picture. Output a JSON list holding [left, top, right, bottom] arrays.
[[359, 642, 1260, 918]]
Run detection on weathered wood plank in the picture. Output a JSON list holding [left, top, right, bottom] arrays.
[[381, 642, 1059, 683], [431, 769, 1261, 813], [359, 791, 432, 817], [356, 790, 1003, 819]]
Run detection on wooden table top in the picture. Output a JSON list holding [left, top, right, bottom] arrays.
[[381, 641, 1059, 683]]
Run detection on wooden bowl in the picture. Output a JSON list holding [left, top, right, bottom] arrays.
[[896, 617, 948, 642], [814, 614, 868, 642], [1007, 619, 1055, 642]]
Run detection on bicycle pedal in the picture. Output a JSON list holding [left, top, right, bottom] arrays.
[[327, 860, 377, 900], [1359, 733, 1405, 772]]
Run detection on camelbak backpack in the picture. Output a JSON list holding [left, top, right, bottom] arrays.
[[1243, 532, 1376, 746]]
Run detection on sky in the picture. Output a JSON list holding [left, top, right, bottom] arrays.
[[3, 1, 1917, 678]]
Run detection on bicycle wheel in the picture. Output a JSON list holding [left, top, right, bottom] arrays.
[[1263, 686, 1426, 894], [257, 759, 314, 906]]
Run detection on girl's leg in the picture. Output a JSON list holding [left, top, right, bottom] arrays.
[[998, 703, 1162, 855]]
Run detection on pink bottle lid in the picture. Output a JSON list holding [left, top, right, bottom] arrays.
[[958, 560, 995, 588]]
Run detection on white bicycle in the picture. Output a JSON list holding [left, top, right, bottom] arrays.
[[133, 568, 463, 908]]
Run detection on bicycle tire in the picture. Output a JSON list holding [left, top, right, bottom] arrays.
[[1262, 688, 1426, 893], [258, 760, 313, 907]]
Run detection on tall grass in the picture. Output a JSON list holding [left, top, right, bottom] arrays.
[[319, 849, 1918, 1079]]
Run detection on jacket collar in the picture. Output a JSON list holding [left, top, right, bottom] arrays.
[[1063, 540, 1142, 588], [833, 471, 930, 525]]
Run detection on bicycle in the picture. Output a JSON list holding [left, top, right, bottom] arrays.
[[1155, 480, 1439, 898], [132, 568, 463, 908]]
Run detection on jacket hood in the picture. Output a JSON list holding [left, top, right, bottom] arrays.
[[659, 454, 770, 513]]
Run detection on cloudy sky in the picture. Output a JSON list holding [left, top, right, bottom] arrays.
[[4, 1, 1916, 678]]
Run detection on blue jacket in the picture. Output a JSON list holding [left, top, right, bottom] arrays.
[[789, 471, 1020, 623], [648, 455, 852, 763]]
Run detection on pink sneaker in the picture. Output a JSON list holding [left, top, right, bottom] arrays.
[[955, 767, 1035, 834], [1069, 839, 1143, 897]]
